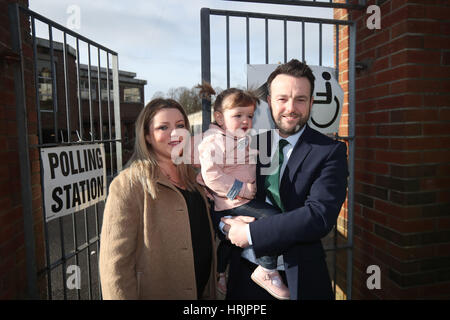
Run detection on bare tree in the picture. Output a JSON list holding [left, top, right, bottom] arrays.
[[153, 85, 225, 115], [151, 91, 165, 99]]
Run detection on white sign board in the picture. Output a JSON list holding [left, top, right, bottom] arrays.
[[247, 64, 344, 135], [40, 144, 107, 222]]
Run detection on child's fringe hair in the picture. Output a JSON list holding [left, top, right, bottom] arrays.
[[195, 82, 261, 113]]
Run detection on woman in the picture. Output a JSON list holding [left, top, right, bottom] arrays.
[[99, 98, 216, 299]]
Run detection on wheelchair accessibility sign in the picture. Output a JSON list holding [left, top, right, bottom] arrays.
[[247, 64, 344, 135]]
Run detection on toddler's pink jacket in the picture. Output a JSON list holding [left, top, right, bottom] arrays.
[[196, 123, 258, 212]]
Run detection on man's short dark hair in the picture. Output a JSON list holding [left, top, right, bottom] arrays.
[[267, 59, 315, 98]]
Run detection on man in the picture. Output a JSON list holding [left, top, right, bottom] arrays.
[[222, 59, 348, 300]]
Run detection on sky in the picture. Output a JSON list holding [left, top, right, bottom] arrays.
[[29, 0, 336, 105]]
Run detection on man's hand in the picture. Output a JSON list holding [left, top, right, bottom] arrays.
[[221, 216, 255, 248]]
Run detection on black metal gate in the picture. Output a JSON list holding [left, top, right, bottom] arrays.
[[9, 4, 123, 299], [200, 2, 359, 299]]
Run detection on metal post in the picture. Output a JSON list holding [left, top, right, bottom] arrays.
[[302, 21, 305, 62], [83, 208, 92, 299], [218, 0, 366, 10], [283, 19, 287, 63], [106, 53, 114, 175], [88, 44, 94, 141], [71, 211, 80, 299], [31, 17, 42, 145], [246, 16, 250, 65], [112, 54, 122, 172], [200, 8, 211, 132], [347, 21, 356, 301], [8, 3, 39, 299], [48, 26, 58, 143], [97, 48, 103, 141], [336, 24, 340, 80], [319, 23, 323, 66], [63, 32, 71, 142], [76, 38, 83, 140], [226, 15, 230, 89], [265, 18, 269, 64], [94, 202, 101, 298], [58, 218, 67, 299]]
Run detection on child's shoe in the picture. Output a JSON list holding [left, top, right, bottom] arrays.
[[251, 265, 290, 300]]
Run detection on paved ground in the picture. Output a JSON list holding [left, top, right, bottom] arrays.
[[40, 202, 103, 300]]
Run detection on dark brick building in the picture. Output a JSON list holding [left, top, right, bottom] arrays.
[[35, 37, 146, 164]]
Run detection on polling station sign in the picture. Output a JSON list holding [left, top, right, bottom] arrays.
[[40, 144, 107, 222], [248, 64, 344, 135]]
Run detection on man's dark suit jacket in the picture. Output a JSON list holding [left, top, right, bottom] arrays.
[[226, 124, 349, 300]]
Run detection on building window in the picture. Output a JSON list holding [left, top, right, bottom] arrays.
[[123, 87, 141, 103], [80, 79, 97, 100], [101, 80, 114, 101], [38, 63, 54, 111]]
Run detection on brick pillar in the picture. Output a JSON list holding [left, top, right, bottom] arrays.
[[334, 7, 350, 224], [336, 0, 450, 299], [333, 1, 351, 300], [0, 0, 45, 299]]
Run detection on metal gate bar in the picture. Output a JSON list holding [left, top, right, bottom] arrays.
[[221, 0, 366, 10], [302, 21, 305, 62], [10, 4, 122, 299], [201, 7, 355, 299], [8, 3, 39, 299], [207, 9, 352, 91], [265, 18, 269, 64], [347, 21, 356, 300]]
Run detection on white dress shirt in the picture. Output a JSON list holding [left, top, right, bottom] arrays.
[[241, 126, 306, 269]]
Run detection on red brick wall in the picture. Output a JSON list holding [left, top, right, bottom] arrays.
[[336, 0, 450, 299], [0, 0, 45, 299], [334, 1, 356, 300], [334, 3, 350, 248]]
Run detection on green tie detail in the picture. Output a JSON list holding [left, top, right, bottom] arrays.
[[264, 139, 289, 211]]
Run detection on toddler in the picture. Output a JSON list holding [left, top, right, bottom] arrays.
[[195, 84, 290, 300]]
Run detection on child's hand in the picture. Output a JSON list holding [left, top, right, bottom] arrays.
[[239, 181, 256, 199], [248, 182, 256, 198]]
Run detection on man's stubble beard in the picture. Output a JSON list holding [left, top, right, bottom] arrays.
[[271, 110, 310, 136]]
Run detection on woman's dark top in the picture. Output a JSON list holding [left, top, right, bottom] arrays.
[[177, 187, 212, 299]]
